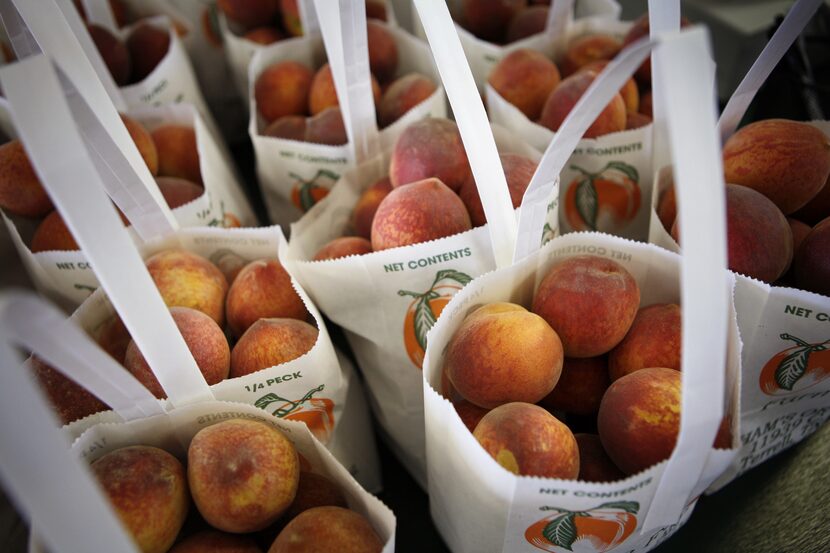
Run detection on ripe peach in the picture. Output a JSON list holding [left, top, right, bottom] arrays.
[[538, 356, 609, 415], [532, 255, 640, 357], [279, 0, 302, 36], [794, 217, 830, 296], [92, 446, 189, 553], [352, 176, 391, 239], [225, 259, 309, 337], [458, 153, 537, 227], [378, 73, 436, 128], [151, 125, 202, 185], [31, 357, 109, 424], [388, 118, 472, 191], [560, 34, 622, 77], [371, 177, 471, 250], [124, 307, 230, 397], [244, 26, 284, 45], [121, 114, 159, 175], [308, 64, 381, 117], [88, 23, 131, 86], [31, 211, 79, 253], [146, 249, 229, 326], [313, 236, 372, 261], [126, 23, 170, 83], [365, 0, 387, 21], [367, 20, 398, 83], [283, 472, 347, 522], [189, 419, 300, 533], [505, 5, 548, 42], [169, 530, 262, 553], [97, 314, 132, 364], [723, 120, 830, 214], [581, 60, 639, 114], [218, 0, 279, 29], [539, 70, 626, 138], [0, 140, 53, 218], [445, 302, 563, 409], [788, 218, 812, 255], [454, 399, 490, 433], [461, 0, 527, 43], [488, 49, 560, 121], [656, 184, 676, 233], [574, 433, 624, 483], [263, 116, 307, 141], [792, 176, 830, 225], [269, 506, 383, 553], [255, 61, 313, 123], [598, 367, 680, 475], [211, 251, 248, 286], [626, 111, 651, 130], [474, 402, 579, 478], [640, 90, 652, 118], [305, 107, 347, 146], [230, 318, 317, 377], [157, 176, 204, 208], [609, 303, 681, 382]]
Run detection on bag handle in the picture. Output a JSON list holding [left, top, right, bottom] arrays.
[[0, 54, 213, 408], [544, 0, 622, 55], [717, 0, 822, 142], [312, 0, 381, 165], [648, 0, 681, 172], [0, 292, 140, 553], [75, 0, 117, 31], [413, 0, 518, 269], [1, 0, 182, 242]]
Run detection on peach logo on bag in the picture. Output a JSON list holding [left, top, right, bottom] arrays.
[[398, 269, 472, 369], [525, 501, 639, 552], [759, 333, 830, 395], [255, 384, 335, 441], [290, 169, 339, 212], [564, 162, 640, 234]]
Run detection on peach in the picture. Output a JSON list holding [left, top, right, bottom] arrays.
[[371, 177, 471, 250], [626, 111, 651, 130], [656, 184, 676, 233], [96, 314, 132, 364], [560, 34, 622, 76], [538, 355, 609, 415], [540, 70, 626, 138], [230, 318, 318, 377], [305, 107, 347, 146], [169, 530, 262, 553], [126, 23, 170, 83], [255, 61, 313, 123], [263, 116, 307, 141], [366, 20, 398, 83], [124, 307, 230, 397], [189, 419, 300, 533], [488, 49, 560, 121], [714, 417, 733, 449], [218, 0, 278, 29], [366, 0, 387, 21], [581, 60, 638, 113], [788, 218, 812, 255], [723, 119, 830, 214], [31, 210, 79, 253], [388, 118, 472, 191], [225, 259, 309, 337], [244, 26, 284, 45], [794, 217, 830, 296], [454, 399, 489, 433], [532, 255, 640, 357], [459, 153, 537, 227], [640, 90, 652, 118], [211, 250, 248, 285], [352, 176, 392, 239], [792, 176, 830, 225], [91, 446, 189, 553], [474, 402, 578, 478], [283, 472, 347, 522], [31, 356, 109, 424], [0, 140, 53, 218], [574, 433, 624, 483], [313, 236, 372, 261], [378, 73, 436, 128], [461, 0, 527, 43], [609, 303, 681, 382], [598, 367, 680, 475], [269, 506, 383, 553], [279, 0, 302, 36], [88, 23, 131, 86], [146, 249, 229, 326], [121, 114, 159, 175], [445, 302, 563, 409], [622, 14, 690, 85], [157, 176, 204, 208], [308, 64, 381, 117], [505, 5, 548, 42], [151, 125, 202, 185]]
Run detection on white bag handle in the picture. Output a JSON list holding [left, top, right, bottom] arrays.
[[0, 0, 181, 242], [648, 0, 680, 172], [0, 54, 213, 408], [313, 0, 381, 165], [77, 0, 118, 30], [544, 0, 622, 55], [0, 292, 140, 553], [717, 0, 822, 142], [413, 0, 518, 270]]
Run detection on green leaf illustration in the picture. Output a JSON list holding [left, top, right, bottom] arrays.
[[542, 513, 577, 550], [575, 177, 598, 230], [255, 393, 282, 410], [319, 169, 340, 180], [605, 161, 640, 183], [435, 269, 472, 286], [596, 500, 640, 514], [300, 183, 316, 212], [413, 291, 440, 351], [775, 347, 811, 391], [541, 223, 555, 246]]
